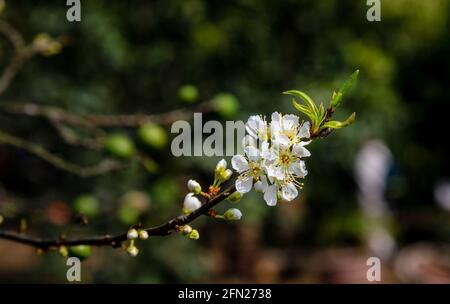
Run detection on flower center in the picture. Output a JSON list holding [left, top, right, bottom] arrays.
[[250, 163, 261, 178], [280, 154, 290, 165]]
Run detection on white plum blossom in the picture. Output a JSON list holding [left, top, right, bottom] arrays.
[[246, 115, 270, 142], [270, 112, 310, 147], [231, 141, 269, 194], [232, 112, 311, 206]]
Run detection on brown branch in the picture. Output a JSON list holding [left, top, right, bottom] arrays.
[[0, 20, 36, 96], [0, 130, 123, 177], [0, 101, 215, 128], [0, 184, 237, 250]]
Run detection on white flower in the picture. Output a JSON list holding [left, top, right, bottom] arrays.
[[127, 228, 138, 240], [183, 193, 202, 213], [232, 142, 268, 194], [231, 112, 312, 206], [187, 179, 202, 194], [224, 208, 242, 221], [265, 142, 309, 182], [271, 112, 310, 147], [246, 115, 270, 142]]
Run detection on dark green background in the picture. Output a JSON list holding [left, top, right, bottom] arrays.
[[0, 0, 449, 283]]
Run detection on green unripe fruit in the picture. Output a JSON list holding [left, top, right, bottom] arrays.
[[212, 93, 239, 119], [68, 245, 92, 261], [178, 84, 199, 104], [103, 133, 135, 158], [138, 123, 168, 150], [117, 191, 151, 226], [73, 195, 100, 217]]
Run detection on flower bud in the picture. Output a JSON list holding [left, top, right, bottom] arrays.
[[127, 245, 139, 257], [127, 228, 139, 240], [224, 208, 242, 221], [219, 169, 233, 182], [215, 159, 227, 174], [188, 229, 200, 240], [183, 193, 202, 214], [187, 179, 202, 194], [227, 192, 242, 203], [59, 246, 68, 257], [254, 181, 265, 193], [138, 230, 149, 240], [181, 225, 193, 236]]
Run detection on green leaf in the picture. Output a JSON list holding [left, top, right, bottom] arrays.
[[291, 99, 311, 115], [292, 99, 316, 123], [321, 112, 356, 129], [330, 70, 359, 110], [283, 90, 318, 115]]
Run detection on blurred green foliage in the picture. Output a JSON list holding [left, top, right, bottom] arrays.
[[1, 0, 449, 283]]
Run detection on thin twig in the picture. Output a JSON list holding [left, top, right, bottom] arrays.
[[0, 101, 215, 127], [0, 184, 237, 250], [0, 20, 36, 96], [0, 130, 123, 177]]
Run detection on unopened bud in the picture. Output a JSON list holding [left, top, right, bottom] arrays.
[[183, 193, 202, 214], [224, 208, 242, 221], [187, 179, 202, 194], [227, 192, 242, 203], [138, 230, 149, 240], [127, 228, 139, 240], [127, 245, 139, 257], [215, 159, 227, 174], [181, 225, 193, 236], [254, 181, 265, 193], [59, 246, 68, 257], [188, 229, 200, 240], [219, 169, 233, 182]]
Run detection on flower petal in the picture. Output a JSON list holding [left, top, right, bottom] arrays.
[[242, 134, 257, 148], [282, 114, 299, 131], [291, 160, 308, 178], [298, 121, 311, 139], [254, 175, 269, 193], [281, 183, 298, 201], [244, 145, 260, 162], [246, 115, 263, 138], [264, 184, 278, 206], [292, 144, 311, 157], [236, 175, 253, 193], [231, 155, 250, 173]]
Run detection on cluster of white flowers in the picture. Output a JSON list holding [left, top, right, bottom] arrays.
[[231, 112, 311, 206]]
